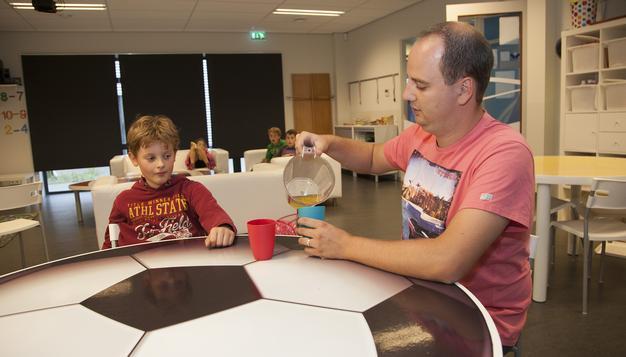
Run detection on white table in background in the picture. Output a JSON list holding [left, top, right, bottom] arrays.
[[533, 155, 626, 302], [68, 180, 92, 224]]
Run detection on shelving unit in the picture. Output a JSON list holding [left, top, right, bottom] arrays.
[[560, 17, 626, 157], [334, 124, 398, 182], [559, 18, 626, 260]]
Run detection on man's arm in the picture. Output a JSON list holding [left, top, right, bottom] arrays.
[[297, 208, 509, 283], [296, 132, 396, 174]]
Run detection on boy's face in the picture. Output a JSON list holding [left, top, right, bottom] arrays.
[[197, 140, 207, 150], [269, 132, 281, 145], [130, 141, 176, 189], [285, 133, 296, 147]]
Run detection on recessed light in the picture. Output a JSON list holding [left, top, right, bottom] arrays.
[[273, 8, 344, 17], [10, 2, 107, 11]]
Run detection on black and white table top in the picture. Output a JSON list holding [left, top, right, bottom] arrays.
[[0, 236, 501, 357]]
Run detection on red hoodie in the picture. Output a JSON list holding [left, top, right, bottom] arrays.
[[102, 175, 235, 249]]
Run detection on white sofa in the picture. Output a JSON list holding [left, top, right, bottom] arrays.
[[243, 149, 266, 172], [110, 148, 229, 177], [251, 154, 342, 200], [91, 170, 294, 249]]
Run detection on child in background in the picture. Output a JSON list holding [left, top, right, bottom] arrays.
[[102, 115, 236, 249], [280, 129, 297, 157], [185, 138, 216, 171], [262, 127, 286, 163]]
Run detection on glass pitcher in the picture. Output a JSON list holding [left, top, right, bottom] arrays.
[[283, 146, 335, 208]]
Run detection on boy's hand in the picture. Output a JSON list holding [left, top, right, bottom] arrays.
[[205, 226, 235, 248]]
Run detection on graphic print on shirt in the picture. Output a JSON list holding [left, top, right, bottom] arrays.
[[402, 150, 461, 239], [127, 193, 193, 242]]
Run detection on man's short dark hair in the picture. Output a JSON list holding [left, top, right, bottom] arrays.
[[423, 22, 493, 103]]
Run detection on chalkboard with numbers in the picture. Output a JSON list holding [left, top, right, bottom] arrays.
[[0, 84, 33, 174], [0, 85, 29, 136]]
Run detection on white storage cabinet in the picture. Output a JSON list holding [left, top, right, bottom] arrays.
[[560, 17, 626, 157]]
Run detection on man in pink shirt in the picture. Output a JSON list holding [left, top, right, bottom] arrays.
[[295, 22, 534, 351]]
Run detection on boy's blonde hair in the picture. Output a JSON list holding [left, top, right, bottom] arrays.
[[268, 127, 282, 137], [127, 115, 180, 156]]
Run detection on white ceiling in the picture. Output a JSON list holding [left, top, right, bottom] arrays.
[[0, 0, 423, 33]]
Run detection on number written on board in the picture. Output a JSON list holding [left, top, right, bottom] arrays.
[[1, 110, 26, 120], [3, 123, 28, 135], [2, 111, 14, 120], [0, 91, 22, 102]]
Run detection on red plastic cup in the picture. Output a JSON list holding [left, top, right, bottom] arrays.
[[247, 219, 276, 261]]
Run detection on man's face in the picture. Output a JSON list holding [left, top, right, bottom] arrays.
[[130, 141, 175, 189], [269, 132, 281, 145], [285, 134, 296, 147], [402, 35, 460, 135]]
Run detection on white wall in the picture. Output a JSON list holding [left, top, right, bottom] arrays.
[[334, 0, 444, 128], [334, 0, 508, 130], [0, 31, 334, 173]]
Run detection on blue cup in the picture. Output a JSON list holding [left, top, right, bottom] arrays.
[[297, 206, 325, 230], [297, 206, 325, 221]]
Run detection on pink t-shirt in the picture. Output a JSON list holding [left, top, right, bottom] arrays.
[[384, 112, 534, 346]]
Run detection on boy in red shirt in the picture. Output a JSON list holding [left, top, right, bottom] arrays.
[[102, 115, 235, 249]]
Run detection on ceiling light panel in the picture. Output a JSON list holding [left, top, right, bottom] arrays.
[[10, 2, 107, 11]]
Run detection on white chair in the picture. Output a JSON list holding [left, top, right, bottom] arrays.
[[534, 196, 575, 266], [91, 170, 294, 249], [110, 148, 230, 177], [0, 182, 49, 268], [551, 178, 626, 314], [243, 149, 267, 172]]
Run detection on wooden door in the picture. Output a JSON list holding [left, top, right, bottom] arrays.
[[292, 73, 332, 134]]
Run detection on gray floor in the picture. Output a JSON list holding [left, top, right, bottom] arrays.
[[1, 173, 625, 356]]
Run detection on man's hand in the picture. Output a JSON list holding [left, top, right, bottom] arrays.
[[205, 226, 235, 248], [295, 131, 329, 157], [296, 217, 353, 259]]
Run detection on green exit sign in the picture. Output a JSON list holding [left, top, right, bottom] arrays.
[[250, 31, 266, 41]]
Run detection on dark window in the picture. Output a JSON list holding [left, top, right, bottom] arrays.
[[206, 54, 284, 171], [22, 55, 120, 171], [118, 54, 206, 149]]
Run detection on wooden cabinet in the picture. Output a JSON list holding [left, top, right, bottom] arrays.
[[292, 73, 332, 135], [560, 17, 626, 157]]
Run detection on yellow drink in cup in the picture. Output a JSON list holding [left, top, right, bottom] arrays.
[[283, 146, 335, 209], [288, 194, 322, 208]]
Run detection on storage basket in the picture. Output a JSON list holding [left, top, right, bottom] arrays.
[[607, 38, 626, 68], [570, 0, 597, 28], [571, 43, 599, 72], [605, 82, 626, 111], [570, 86, 596, 111]]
